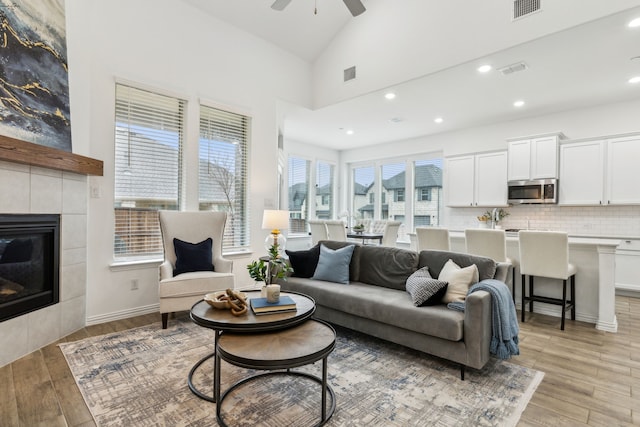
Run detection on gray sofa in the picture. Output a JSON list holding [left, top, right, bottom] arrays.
[[280, 241, 509, 379]]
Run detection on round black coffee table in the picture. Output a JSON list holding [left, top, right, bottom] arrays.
[[216, 319, 336, 427], [189, 290, 316, 402]]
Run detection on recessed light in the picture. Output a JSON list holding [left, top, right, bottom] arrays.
[[477, 64, 492, 73], [629, 76, 640, 84], [346, 129, 354, 135], [384, 92, 396, 100], [434, 117, 444, 124], [513, 100, 525, 107], [389, 117, 403, 123], [628, 17, 640, 28]]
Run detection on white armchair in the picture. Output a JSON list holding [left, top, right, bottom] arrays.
[[159, 211, 235, 328]]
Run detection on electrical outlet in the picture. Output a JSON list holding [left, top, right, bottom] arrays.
[[131, 279, 139, 290]]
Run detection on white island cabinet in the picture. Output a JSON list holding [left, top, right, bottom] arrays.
[[445, 151, 507, 207]]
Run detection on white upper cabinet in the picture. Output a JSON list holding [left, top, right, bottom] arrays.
[[508, 134, 561, 181], [446, 151, 507, 207], [607, 135, 640, 205], [559, 140, 606, 205], [559, 133, 640, 205]]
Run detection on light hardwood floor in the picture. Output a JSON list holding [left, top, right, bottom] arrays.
[[1, 298, 639, 426]]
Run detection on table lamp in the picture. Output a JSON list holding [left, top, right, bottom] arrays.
[[262, 209, 289, 254]]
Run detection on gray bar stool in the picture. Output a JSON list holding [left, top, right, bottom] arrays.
[[518, 230, 577, 330], [465, 228, 516, 302]]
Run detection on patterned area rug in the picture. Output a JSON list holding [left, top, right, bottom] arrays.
[[60, 317, 543, 427]]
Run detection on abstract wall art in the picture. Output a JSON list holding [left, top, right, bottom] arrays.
[[0, 0, 72, 152]]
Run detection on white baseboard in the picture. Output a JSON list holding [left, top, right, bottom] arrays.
[[86, 303, 160, 326], [515, 302, 598, 325]]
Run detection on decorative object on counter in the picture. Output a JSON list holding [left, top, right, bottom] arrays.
[[204, 289, 248, 316], [476, 214, 491, 228], [485, 208, 510, 229], [262, 209, 290, 254]]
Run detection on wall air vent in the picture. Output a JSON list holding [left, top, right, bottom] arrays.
[[512, 0, 541, 20], [498, 61, 528, 76], [344, 66, 356, 82]]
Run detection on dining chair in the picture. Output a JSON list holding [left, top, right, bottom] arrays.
[[324, 220, 347, 241], [415, 227, 450, 251], [308, 220, 329, 246], [380, 221, 402, 247]]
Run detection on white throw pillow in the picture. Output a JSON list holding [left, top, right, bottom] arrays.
[[438, 259, 479, 303]]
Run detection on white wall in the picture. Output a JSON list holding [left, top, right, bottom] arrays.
[[65, 0, 312, 323]]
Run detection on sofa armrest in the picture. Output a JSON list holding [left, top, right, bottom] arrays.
[[463, 290, 492, 369], [494, 262, 510, 283]]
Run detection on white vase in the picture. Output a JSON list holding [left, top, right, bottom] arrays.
[[260, 284, 267, 298], [479, 221, 489, 229]]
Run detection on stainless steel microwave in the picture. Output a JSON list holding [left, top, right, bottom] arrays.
[[507, 179, 558, 204]]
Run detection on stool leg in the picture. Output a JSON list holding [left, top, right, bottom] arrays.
[[529, 276, 534, 314], [511, 265, 515, 304], [561, 279, 567, 331], [571, 274, 576, 321], [521, 274, 526, 322]]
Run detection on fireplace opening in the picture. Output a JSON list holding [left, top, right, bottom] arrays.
[[0, 214, 60, 322]]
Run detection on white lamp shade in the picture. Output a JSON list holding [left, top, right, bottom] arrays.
[[262, 210, 289, 231]]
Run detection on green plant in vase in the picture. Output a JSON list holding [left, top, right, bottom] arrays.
[[246, 243, 293, 286]]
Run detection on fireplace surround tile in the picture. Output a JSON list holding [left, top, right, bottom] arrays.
[[61, 262, 87, 301], [62, 214, 87, 250], [61, 296, 85, 337], [27, 303, 61, 352], [0, 167, 30, 213], [31, 173, 63, 213], [62, 175, 87, 214], [0, 315, 28, 367]]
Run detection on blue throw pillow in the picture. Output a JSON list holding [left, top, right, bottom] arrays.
[[311, 243, 355, 284], [173, 237, 214, 276]]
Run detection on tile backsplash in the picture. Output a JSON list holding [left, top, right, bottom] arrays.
[[447, 204, 640, 238]]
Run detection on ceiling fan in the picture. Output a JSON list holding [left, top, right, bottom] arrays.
[[271, 0, 366, 17]]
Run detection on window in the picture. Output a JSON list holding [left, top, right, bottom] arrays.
[[199, 105, 250, 252], [352, 166, 374, 223], [288, 156, 310, 234], [413, 159, 443, 229], [382, 161, 405, 227], [114, 83, 184, 260], [316, 161, 334, 220], [395, 189, 405, 202], [418, 187, 431, 201]]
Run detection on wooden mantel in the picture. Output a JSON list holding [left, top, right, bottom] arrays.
[[0, 134, 103, 176]]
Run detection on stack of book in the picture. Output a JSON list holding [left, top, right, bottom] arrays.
[[250, 295, 297, 315]]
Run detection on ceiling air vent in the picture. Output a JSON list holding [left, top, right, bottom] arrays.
[[512, 0, 541, 20], [498, 61, 528, 76], [344, 66, 356, 82]]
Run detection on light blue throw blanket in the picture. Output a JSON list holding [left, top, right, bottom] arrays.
[[448, 279, 520, 360]]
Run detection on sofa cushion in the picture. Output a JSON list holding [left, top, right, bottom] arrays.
[[312, 244, 356, 284], [283, 277, 464, 341], [318, 240, 361, 281], [418, 250, 496, 281], [173, 238, 214, 276], [286, 245, 320, 278], [438, 259, 479, 303], [358, 245, 419, 290], [405, 266, 448, 306]]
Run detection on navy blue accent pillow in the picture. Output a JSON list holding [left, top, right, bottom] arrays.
[[286, 245, 320, 278], [173, 237, 214, 276], [0, 238, 33, 263]]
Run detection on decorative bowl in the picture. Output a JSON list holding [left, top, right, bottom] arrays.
[[204, 291, 247, 309]]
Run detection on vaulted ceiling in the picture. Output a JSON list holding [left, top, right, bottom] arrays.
[[183, 0, 640, 149]]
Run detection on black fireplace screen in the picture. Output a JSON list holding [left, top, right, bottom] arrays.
[[0, 214, 60, 322]]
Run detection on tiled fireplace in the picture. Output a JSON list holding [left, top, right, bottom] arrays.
[[0, 160, 88, 367]]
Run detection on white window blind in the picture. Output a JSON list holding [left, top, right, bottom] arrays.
[[199, 105, 250, 252], [288, 156, 310, 234], [315, 162, 334, 220], [114, 83, 184, 260]]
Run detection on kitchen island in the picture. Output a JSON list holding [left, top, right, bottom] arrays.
[[407, 230, 621, 332]]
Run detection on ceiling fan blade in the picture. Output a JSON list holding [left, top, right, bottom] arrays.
[[271, 0, 293, 11], [343, 0, 366, 16]]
